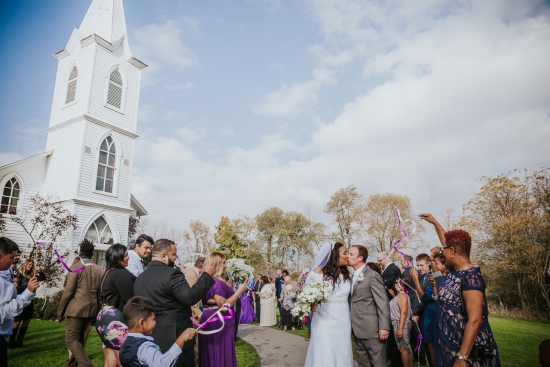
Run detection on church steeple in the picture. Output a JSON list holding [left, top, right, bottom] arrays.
[[79, 0, 128, 44]]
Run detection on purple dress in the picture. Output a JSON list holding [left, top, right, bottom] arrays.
[[198, 278, 237, 367], [239, 291, 255, 324]]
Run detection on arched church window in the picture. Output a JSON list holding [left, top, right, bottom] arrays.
[[84, 216, 114, 245], [96, 136, 116, 193], [1, 177, 20, 214], [65, 66, 78, 104], [107, 69, 123, 109]]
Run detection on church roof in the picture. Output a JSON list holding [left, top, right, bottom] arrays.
[[0, 150, 53, 170], [79, 0, 128, 46], [130, 194, 148, 216]]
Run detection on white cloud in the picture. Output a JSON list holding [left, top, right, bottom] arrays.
[[0, 152, 25, 167], [131, 0, 550, 232]]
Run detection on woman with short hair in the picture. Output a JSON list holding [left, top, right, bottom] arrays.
[[96, 243, 135, 367], [420, 213, 500, 367]]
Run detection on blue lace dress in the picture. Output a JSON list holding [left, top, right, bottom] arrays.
[[434, 267, 500, 367]]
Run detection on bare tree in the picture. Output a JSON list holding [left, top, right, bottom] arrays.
[[324, 185, 363, 249]]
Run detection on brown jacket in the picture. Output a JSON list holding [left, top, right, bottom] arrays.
[[183, 266, 202, 322], [57, 259, 103, 318]]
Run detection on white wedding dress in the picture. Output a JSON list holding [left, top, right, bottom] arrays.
[[304, 272, 354, 367]]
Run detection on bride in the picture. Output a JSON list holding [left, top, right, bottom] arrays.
[[304, 242, 354, 367]]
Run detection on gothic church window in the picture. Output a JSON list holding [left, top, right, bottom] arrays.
[[84, 215, 114, 244], [1, 177, 20, 214], [96, 136, 116, 193], [107, 69, 123, 109], [65, 66, 78, 104]]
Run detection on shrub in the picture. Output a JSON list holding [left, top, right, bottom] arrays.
[[32, 290, 63, 320]]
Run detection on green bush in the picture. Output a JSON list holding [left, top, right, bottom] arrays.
[[32, 290, 63, 320]]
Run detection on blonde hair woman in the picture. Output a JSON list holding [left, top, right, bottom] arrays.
[[10, 259, 45, 348], [198, 252, 248, 367]]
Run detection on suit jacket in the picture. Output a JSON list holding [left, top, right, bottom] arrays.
[[381, 262, 401, 296], [183, 266, 202, 322], [275, 276, 283, 300], [350, 266, 391, 340], [253, 281, 264, 301], [57, 259, 103, 319], [134, 261, 214, 353]]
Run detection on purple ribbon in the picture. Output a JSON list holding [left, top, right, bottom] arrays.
[[393, 210, 410, 268], [36, 242, 85, 273], [414, 329, 424, 352]]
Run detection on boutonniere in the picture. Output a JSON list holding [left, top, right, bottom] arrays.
[[357, 273, 365, 283]]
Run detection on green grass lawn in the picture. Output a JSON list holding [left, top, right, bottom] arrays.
[[8, 319, 259, 367]]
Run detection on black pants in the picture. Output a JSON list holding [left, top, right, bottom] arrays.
[[411, 319, 426, 363], [0, 336, 7, 367], [174, 349, 195, 367], [255, 298, 261, 322], [234, 298, 241, 338], [280, 307, 294, 329]]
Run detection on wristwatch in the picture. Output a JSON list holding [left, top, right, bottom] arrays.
[[457, 351, 469, 362]]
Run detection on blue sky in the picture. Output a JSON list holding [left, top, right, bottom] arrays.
[[1, 0, 550, 241]]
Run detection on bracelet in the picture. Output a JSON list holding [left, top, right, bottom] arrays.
[[457, 351, 468, 362]]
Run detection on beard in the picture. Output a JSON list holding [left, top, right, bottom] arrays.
[[167, 258, 175, 268]]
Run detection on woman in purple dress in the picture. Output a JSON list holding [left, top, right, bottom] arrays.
[[239, 290, 256, 324], [198, 252, 248, 367]]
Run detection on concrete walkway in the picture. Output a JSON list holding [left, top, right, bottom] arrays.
[[238, 324, 309, 366]]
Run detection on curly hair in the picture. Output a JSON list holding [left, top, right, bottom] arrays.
[[444, 229, 472, 257], [79, 239, 95, 258], [323, 242, 351, 288]]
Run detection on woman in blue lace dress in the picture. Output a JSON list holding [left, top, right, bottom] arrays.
[[420, 213, 500, 367]]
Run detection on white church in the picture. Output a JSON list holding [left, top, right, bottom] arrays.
[[0, 0, 148, 268]]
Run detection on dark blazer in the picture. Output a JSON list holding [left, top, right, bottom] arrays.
[[133, 261, 214, 353], [99, 268, 136, 311], [275, 276, 283, 299], [381, 262, 401, 296], [58, 259, 103, 319]]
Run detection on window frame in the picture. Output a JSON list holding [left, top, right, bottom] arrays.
[[64, 65, 79, 106], [104, 66, 126, 114], [0, 173, 24, 215], [94, 134, 120, 197]]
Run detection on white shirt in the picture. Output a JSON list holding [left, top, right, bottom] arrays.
[[352, 264, 367, 290], [127, 250, 145, 277], [127, 332, 182, 367], [0, 277, 34, 335]]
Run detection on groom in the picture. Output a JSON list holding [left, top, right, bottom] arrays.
[[349, 245, 391, 367]]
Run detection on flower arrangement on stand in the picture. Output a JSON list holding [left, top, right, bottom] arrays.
[[291, 280, 332, 320]]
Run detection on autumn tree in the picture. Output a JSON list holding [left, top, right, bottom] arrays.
[[6, 194, 78, 288], [214, 216, 247, 259], [183, 220, 214, 255], [462, 168, 550, 311], [324, 185, 363, 249], [255, 207, 285, 265], [359, 193, 419, 254]]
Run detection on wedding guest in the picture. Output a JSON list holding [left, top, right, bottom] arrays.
[[184, 257, 205, 323], [390, 278, 413, 367], [134, 239, 215, 367], [400, 255, 414, 284], [58, 239, 103, 367], [540, 339, 550, 367], [378, 252, 403, 367], [411, 253, 435, 366], [420, 213, 500, 367], [0, 249, 20, 283], [127, 234, 154, 277], [9, 259, 45, 348], [119, 296, 197, 367], [366, 262, 382, 274], [279, 276, 297, 331], [274, 268, 284, 326], [253, 275, 264, 322], [0, 237, 38, 366], [258, 276, 277, 327], [97, 244, 136, 367], [199, 252, 248, 367]]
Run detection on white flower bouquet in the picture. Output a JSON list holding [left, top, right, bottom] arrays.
[[226, 258, 254, 284], [290, 280, 332, 319]]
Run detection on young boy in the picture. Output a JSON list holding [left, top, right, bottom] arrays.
[[120, 296, 197, 367], [0, 237, 39, 365]]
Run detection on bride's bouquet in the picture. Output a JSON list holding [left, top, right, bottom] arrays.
[[291, 280, 332, 320], [226, 258, 254, 284]]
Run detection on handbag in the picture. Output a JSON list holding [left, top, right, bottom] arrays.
[[459, 272, 493, 361], [96, 269, 128, 349]]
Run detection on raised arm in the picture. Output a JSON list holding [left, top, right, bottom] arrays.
[[419, 213, 446, 247], [169, 270, 215, 306]]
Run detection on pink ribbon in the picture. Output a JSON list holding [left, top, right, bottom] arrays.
[[190, 305, 234, 331], [393, 210, 410, 268], [36, 241, 85, 273]]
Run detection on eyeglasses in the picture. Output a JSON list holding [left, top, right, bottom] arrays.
[[377, 257, 388, 264], [440, 246, 453, 254]]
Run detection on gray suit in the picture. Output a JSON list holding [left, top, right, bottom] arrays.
[[350, 266, 391, 367]]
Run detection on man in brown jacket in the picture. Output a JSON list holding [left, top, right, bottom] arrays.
[[183, 257, 206, 323], [57, 240, 103, 367]]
